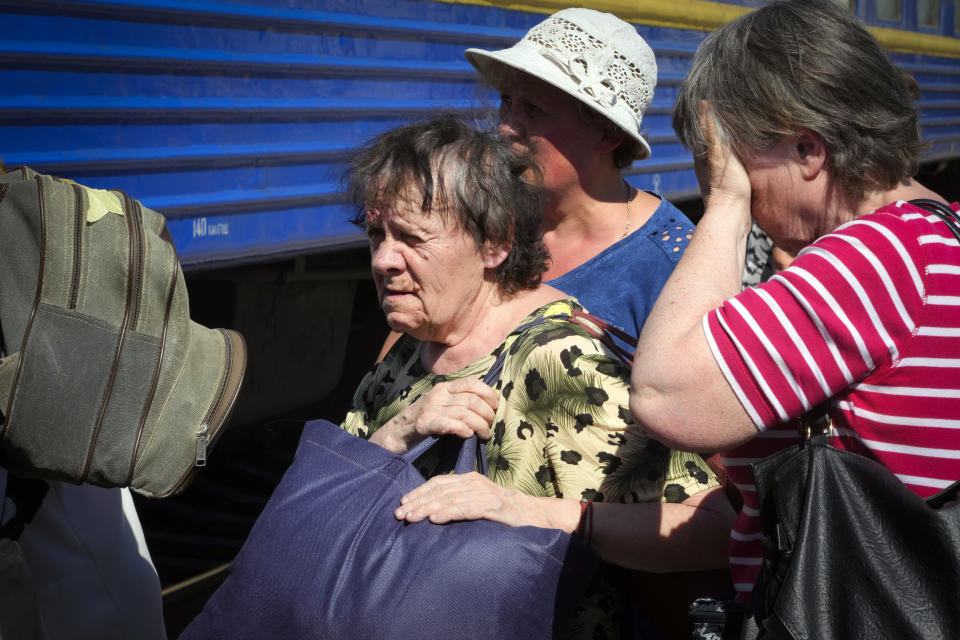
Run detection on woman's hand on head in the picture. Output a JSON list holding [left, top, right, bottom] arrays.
[[395, 472, 534, 527], [694, 100, 751, 212], [370, 378, 498, 454]]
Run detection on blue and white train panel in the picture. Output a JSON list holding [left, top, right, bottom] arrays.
[[1, 0, 957, 270]]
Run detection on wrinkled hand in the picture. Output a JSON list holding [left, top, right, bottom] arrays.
[[694, 100, 752, 211], [373, 378, 498, 453], [395, 472, 533, 527]]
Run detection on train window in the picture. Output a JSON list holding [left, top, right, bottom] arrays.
[[830, 0, 855, 9], [876, 0, 902, 21], [918, 0, 940, 27]]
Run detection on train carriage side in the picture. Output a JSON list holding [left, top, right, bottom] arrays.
[[2, 0, 956, 428]]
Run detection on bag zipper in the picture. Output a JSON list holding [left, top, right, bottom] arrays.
[[195, 424, 209, 466], [124, 194, 145, 330], [164, 328, 244, 497], [124, 256, 179, 487], [68, 184, 83, 309]]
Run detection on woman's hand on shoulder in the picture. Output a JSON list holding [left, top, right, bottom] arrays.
[[395, 472, 533, 527], [370, 378, 498, 453]]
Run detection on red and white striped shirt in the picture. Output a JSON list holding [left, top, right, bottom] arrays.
[[703, 201, 960, 599]]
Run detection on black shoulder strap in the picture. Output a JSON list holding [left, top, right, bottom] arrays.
[[909, 198, 960, 243]]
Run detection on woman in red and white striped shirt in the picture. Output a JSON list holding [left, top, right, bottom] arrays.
[[629, 0, 960, 602]]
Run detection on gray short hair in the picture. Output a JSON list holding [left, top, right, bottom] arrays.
[[346, 114, 548, 295], [673, 0, 925, 201]]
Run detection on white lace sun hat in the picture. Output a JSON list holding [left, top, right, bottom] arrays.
[[465, 8, 656, 159]]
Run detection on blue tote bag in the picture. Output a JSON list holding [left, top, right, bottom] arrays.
[[181, 347, 598, 639]]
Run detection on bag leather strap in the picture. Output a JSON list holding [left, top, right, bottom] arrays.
[[909, 198, 960, 242], [567, 308, 637, 365]]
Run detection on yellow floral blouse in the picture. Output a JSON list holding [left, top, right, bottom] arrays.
[[341, 299, 718, 639]]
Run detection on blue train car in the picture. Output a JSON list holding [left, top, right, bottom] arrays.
[[3, 0, 957, 270]]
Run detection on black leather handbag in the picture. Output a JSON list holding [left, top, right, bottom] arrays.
[[745, 413, 960, 639], [703, 198, 960, 640]]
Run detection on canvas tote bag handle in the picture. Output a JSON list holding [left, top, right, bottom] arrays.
[[399, 315, 552, 477]]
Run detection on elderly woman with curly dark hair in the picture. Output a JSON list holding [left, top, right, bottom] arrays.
[[340, 114, 734, 639]]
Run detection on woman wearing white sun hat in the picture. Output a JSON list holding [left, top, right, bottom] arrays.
[[464, 8, 697, 347]]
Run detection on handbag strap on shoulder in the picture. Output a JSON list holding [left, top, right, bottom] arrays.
[[462, 309, 638, 474], [568, 308, 637, 365], [404, 309, 637, 475], [909, 198, 960, 243], [453, 343, 515, 476]]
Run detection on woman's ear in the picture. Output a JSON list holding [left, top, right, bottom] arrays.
[[596, 129, 624, 155], [482, 242, 510, 269], [794, 130, 826, 181]]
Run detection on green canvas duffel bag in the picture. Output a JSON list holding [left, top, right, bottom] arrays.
[[0, 167, 246, 498]]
